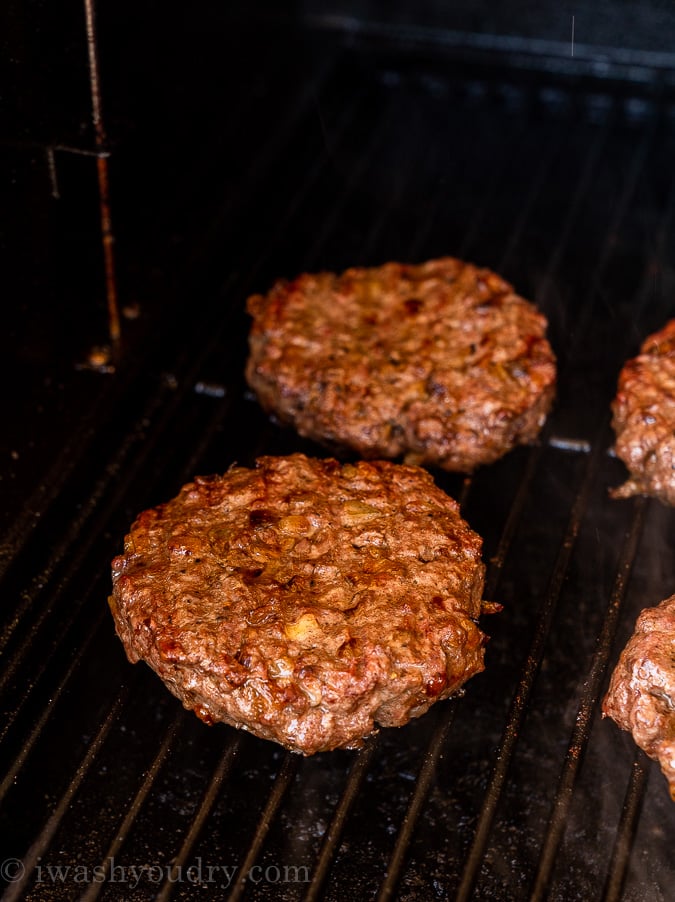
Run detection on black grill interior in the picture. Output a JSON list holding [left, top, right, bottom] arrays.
[[3, 7, 675, 900]]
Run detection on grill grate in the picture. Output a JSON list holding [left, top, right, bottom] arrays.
[[3, 24, 675, 902]]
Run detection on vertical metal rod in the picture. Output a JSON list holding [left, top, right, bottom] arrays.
[[83, 0, 121, 347], [456, 420, 609, 902], [226, 754, 299, 902], [1, 684, 132, 902], [304, 740, 378, 902], [80, 710, 186, 902], [455, 118, 654, 900], [371, 99, 573, 902], [156, 738, 241, 901], [0, 609, 107, 804], [529, 498, 646, 900], [376, 710, 457, 902], [530, 159, 675, 896], [602, 753, 648, 902]]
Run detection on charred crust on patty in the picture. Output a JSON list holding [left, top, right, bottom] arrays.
[[109, 453, 490, 754], [611, 319, 675, 506], [245, 258, 556, 473], [603, 595, 675, 800]]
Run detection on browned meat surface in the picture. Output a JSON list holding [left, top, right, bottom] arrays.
[[611, 319, 675, 505], [603, 595, 675, 800], [109, 454, 491, 754], [245, 258, 556, 473]]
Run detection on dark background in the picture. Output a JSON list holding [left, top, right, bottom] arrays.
[[3, 0, 675, 525]]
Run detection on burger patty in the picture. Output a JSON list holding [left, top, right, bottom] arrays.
[[245, 257, 556, 473], [110, 454, 492, 755], [603, 595, 675, 800], [611, 319, 675, 506]]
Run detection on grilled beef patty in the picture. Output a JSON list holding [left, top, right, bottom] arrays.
[[245, 257, 556, 473], [110, 454, 491, 754], [611, 319, 675, 506], [603, 595, 675, 800]]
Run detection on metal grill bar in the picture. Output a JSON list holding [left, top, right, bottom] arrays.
[[298, 107, 546, 888], [309, 105, 538, 882], [0, 381, 121, 582], [2, 386, 273, 894], [456, 421, 609, 902], [0, 382, 172, 668], [0, 381, 235, 766], [483, 442, 546, 600], [0, 91, 384, 893], [2, 39, 673, 902], [0, 609, 107, 805], [0, 352, 184, 590], [0, 382, 209, 740], [319, 107, 561, 900], [193, 102, 410, 902], [372, 92, 609, 900], [553, 123, 655, 370], [535, 129, 607, 305], [602, 753, 649, 902], [531, 157, 675, 897], [0, 83, 376, 722], [496, 136, 560, 273], [214, 110, 519, 898], [2, 683, 133, 902], [455, 114, 657, 898], [376, 710, 458, 902], [141, 83, 498, 902], [304, 740, 379, 902], [530, 497, 647, 900], [284, 81, 624, 897], [225, 755, 299, 902], [233, 93, 365, 287], [379, 430, 544, 902], [403, 95, 537, 265], [0, 351, 256, 891], [157, 738, 241, 901], [0, 51, 338, 587], [0, 371, 284, 888], [290, 108, 397, 274], [184, 52, 341, 272], [80, 710, 186, 902]]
